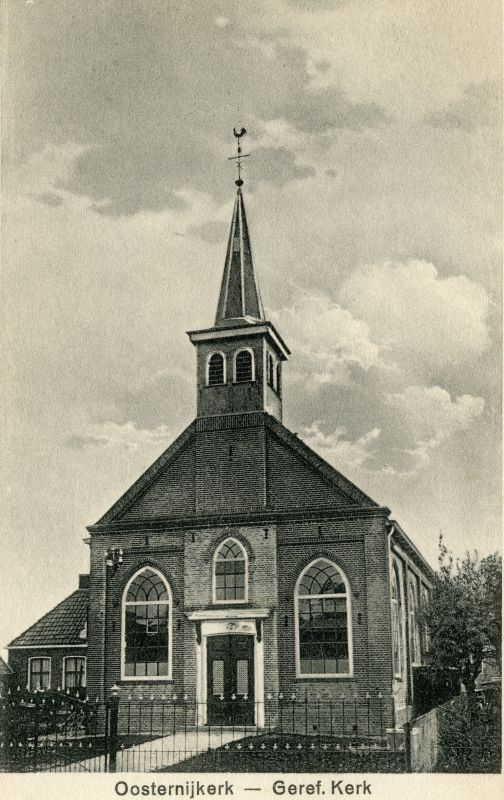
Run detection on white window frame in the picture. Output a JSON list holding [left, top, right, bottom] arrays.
[[121, 567, 173, 682], [294, 558, 354, 679], [233, 347, 255, 383], [28, 656, 51, 691], [206, 351, 226, 386], [391, 561, 404, 679], [408, 571, 421, 667], [62, 655, 87, 690], [212, 537, 249, 605]]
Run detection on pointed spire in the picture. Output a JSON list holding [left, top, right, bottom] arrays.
[[215, 188, 264, 326]]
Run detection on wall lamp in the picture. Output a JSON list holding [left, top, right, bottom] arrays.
[[105, 547, 123, 569]]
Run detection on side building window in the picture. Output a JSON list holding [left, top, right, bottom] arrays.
[[408, 572, 421, 666], [123, 567, 172, 679], [207, 352, 225, 385], [276, 363, 282, 398], [391, 563, 403, 677], [295, 558, 352, 677], [28, 657, 51, 690], [234, 349, 254, 383], [213, 538, 248, 603], [63, 656, 87, 690]]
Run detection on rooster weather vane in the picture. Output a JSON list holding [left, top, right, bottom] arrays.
[[228, 126, 251, 187]]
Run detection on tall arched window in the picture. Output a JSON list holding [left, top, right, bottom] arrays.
[[234, 349, 254, 383], [391, 563, 403, 677], [207, 352, 225, 385], [213, 538, 248, 603], [295, 558, 352, 677], [408, 572, 421, 666], [276, 363, 282, 398], [123, 567, 171, 679]]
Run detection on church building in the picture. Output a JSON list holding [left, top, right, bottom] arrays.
[[7, 162, 434, 728]]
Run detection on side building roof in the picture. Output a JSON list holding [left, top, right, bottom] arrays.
[[7, 589, 88, 648], [0, 656, 13, 676]]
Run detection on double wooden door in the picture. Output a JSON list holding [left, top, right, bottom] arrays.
[[207, 635, 255, 726]]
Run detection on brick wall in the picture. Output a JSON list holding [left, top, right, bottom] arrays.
[[8, 646, 87, 692], [195, 425, 267, 514], [276, 515, 392, 699]]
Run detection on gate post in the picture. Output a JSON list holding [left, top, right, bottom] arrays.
[[403, 720, 412, 772], [107, 686, 120, 773]]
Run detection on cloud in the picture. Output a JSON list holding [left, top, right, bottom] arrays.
[[300, 422, 382, 472], [424, 81, 501, 132], [385, 385, 485, 471], [186, 220, 228, 243], [6, 2, 390, 216], [64, 421, 174, 453], [276, 86, 391, 134], [252, 147, 316, 185], [270, 294, 384, 386], [33, 191, 64, 207], [339, 260, 491, 374]]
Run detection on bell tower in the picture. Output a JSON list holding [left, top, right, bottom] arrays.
[[187, 129, 289, 422]]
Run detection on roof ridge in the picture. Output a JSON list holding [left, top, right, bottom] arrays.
[[7, 589, 87, 648]]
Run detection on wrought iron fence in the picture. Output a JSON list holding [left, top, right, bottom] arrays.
[[0, 689, 409, 773], [0, 689, 109, 772]]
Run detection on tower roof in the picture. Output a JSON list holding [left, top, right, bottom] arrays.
[[215, 188, 265, 327]]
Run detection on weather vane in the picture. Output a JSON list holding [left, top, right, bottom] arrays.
[[228, 126, 251, 187]]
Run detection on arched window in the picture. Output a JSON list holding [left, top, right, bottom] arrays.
[[408, 572, 421, 666], [295, 558, 352, 677], [207, 352, 225, 386], [123, 567, 171, 679], [391, 563, 403, 677], [267, 354, 275, 388], [213, 538, 248, 603], [276, 363, 282, 398], [234, 349, 254, 383], [421, 585, 431, 654]]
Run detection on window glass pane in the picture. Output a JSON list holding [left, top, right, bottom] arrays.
[[297, 562, 350, 675], [208, 353, 225, 385], [299, 560, 346, 596], [124, 572, 170, 677], [212, 660, 225, 695], [235, 350, 253, 382], [214, 539, 247, 601], [236, 660, 248, 695]]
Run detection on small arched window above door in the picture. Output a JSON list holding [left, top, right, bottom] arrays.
[[213, 538, 248, 603]]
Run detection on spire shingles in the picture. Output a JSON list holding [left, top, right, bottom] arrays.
[[215, 189, 265, 326]]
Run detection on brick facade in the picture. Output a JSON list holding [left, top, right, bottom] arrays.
[[7, 183, 434, 733]]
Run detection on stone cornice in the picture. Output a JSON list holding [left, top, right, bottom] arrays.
[[87, 504, 390, 536]]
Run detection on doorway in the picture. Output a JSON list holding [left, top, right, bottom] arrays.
[[206, 634, 255, 726]]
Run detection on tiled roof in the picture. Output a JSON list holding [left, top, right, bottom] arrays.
[[8, 589, 88, 648], [0, 656, 12, 676]]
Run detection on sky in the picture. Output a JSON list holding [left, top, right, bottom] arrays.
[[1, 0, 502, 651]]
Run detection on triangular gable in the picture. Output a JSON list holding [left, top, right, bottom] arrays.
[[266, 416, 377, 509], [94, 421, 196, 525]]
